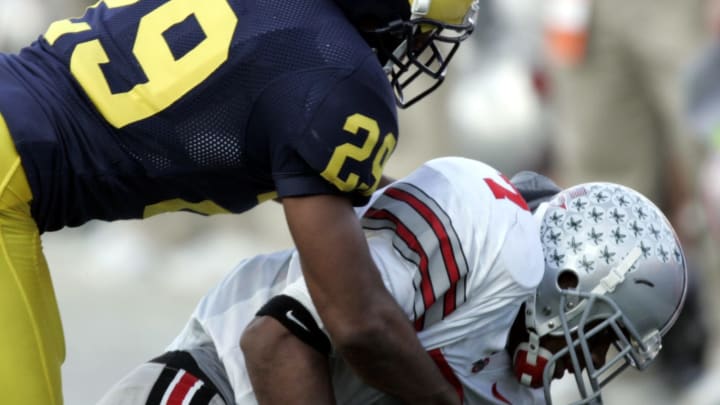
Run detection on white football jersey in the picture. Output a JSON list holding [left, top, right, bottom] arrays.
[[166, 157, 546, 404]]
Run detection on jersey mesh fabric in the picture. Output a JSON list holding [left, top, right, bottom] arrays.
[[0, 0, 397, 232]]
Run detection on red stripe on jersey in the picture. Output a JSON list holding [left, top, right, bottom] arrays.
[[443, 287, 457, 318], [428, 348, 464, 403], [414, 314, 425, 331], [365, 208, 435, 310], [384, 187, 462, 316], [167, 371, 199, 405]]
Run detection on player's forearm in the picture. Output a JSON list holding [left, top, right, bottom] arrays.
[[283, 195, 459, 404], [309, 264, 459, 404], [331, 296, 459, 404]]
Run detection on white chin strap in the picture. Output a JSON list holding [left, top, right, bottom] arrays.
[[525, 332, 542, 366]]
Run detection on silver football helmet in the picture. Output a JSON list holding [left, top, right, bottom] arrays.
[[524, 183, 687, 404]]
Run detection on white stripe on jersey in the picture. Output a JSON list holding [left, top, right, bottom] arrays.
[[159, 369, 206, 405], [183, 379, 205, 405], [159, 369, 185, 405]]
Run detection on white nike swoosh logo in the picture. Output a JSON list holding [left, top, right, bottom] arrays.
[[286, 310, 309, 331]]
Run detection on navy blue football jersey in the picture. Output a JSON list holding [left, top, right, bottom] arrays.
[[0, 0, 398, 232]]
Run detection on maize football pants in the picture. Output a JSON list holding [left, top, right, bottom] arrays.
[[0, 112, 65, 404]]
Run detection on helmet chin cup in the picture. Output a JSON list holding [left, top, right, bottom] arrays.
[[513, 341, 555, 389]]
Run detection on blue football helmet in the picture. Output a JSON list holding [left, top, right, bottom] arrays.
[[370, 0, 480, 108]]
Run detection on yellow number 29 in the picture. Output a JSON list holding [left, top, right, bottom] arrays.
[[321, 113, 397, 196], [45, 0, 238, 128]]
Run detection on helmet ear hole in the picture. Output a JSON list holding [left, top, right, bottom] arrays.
[[557, 270, 579, 290]]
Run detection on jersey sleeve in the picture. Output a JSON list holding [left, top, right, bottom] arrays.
[[254, 56, 399, 206]]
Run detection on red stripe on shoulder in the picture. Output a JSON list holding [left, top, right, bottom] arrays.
[[167, 371, 200, 405], [384, 187, 462, 315]]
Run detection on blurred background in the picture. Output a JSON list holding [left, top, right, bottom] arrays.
[[2, 0, 720, 403]]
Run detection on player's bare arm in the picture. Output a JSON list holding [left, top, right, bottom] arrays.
[[276, 194, 459, 404], [241, 316, 336, 405]]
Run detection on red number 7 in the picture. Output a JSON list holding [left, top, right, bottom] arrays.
[[484, 176, 529, 211]]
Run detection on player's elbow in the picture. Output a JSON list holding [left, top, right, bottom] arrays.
[[326, 307, 399, 359], [240, 316, 290, 365]]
